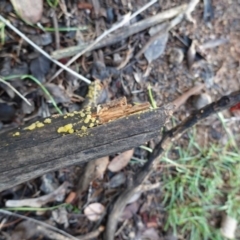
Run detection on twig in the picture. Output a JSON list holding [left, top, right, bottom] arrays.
[[185, 0, 200, 24], [5, 182, 71, 208], [49, 0, 158, 81], [0, 15, 91, 84], [51, 9, 60, 49], [0, 209, 79, 240], [51, 4, 187, 60], [171, 83, 205, 109], [0, 77, 31, 106], [104, 90, 240, 240]]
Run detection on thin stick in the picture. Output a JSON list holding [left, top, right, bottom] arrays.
[[49, 0, 158, 81], [0, 209, 79, 240], [0, 15, 91, 84], [0, 77, 31, 106], [51, 10, 60, 50]]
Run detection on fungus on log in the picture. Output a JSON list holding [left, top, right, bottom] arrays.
[[0, 97, 174, 191]]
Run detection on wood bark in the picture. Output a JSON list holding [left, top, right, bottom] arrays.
[[0, 104, 172, 192]]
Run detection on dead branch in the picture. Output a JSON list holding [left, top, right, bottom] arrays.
[[104, 90, 240, 240], [0, 98, 173, 192]]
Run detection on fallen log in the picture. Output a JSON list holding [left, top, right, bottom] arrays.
[[0, 98, 173, 192]]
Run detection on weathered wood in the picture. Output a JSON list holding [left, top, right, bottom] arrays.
[[0, 102, 172, 192]]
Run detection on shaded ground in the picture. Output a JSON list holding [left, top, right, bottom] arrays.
[[0, 0, 240, 239]]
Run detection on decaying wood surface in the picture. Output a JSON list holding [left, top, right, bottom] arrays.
[[0, 98, 173, 192]]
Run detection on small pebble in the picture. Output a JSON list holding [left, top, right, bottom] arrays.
[[168, 48, 184, 65], [193, 93, 212, 109]]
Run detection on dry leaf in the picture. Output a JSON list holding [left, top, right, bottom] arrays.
[[52, 207, 69, 229], [84, 203, 105, 221], [108, 149, 134, 172], [10, 0, 43, 24], [45, 83, 71, 104], [120, 201, 139, 221], [144, 32, 169, 64], [30, 55, 51, 83], [77, 157, 109, 194], [106, 172, 126, 188]]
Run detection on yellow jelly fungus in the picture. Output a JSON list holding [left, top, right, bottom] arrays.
[[84, 118, 90, 124], [24, 121, 45, 130], [64, 116, 68, 119], [44, 118, 52, 124], [91, 117, 96, 122], [89, 123, 95, 128], [80, 112, 85, 118], [57, 124, 74, 134], [13, 132, 20, 137], [36, 122, 44, 128], [24, 123, 36, 130], [81, 126, 87, 131], [86, 114, 91, 119], [68, 129, 74, 134]]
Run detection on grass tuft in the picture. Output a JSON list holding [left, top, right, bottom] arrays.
[[2, 74, 62, 115], [161, 129, 240, 239], [46, 0, 59, 8]]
